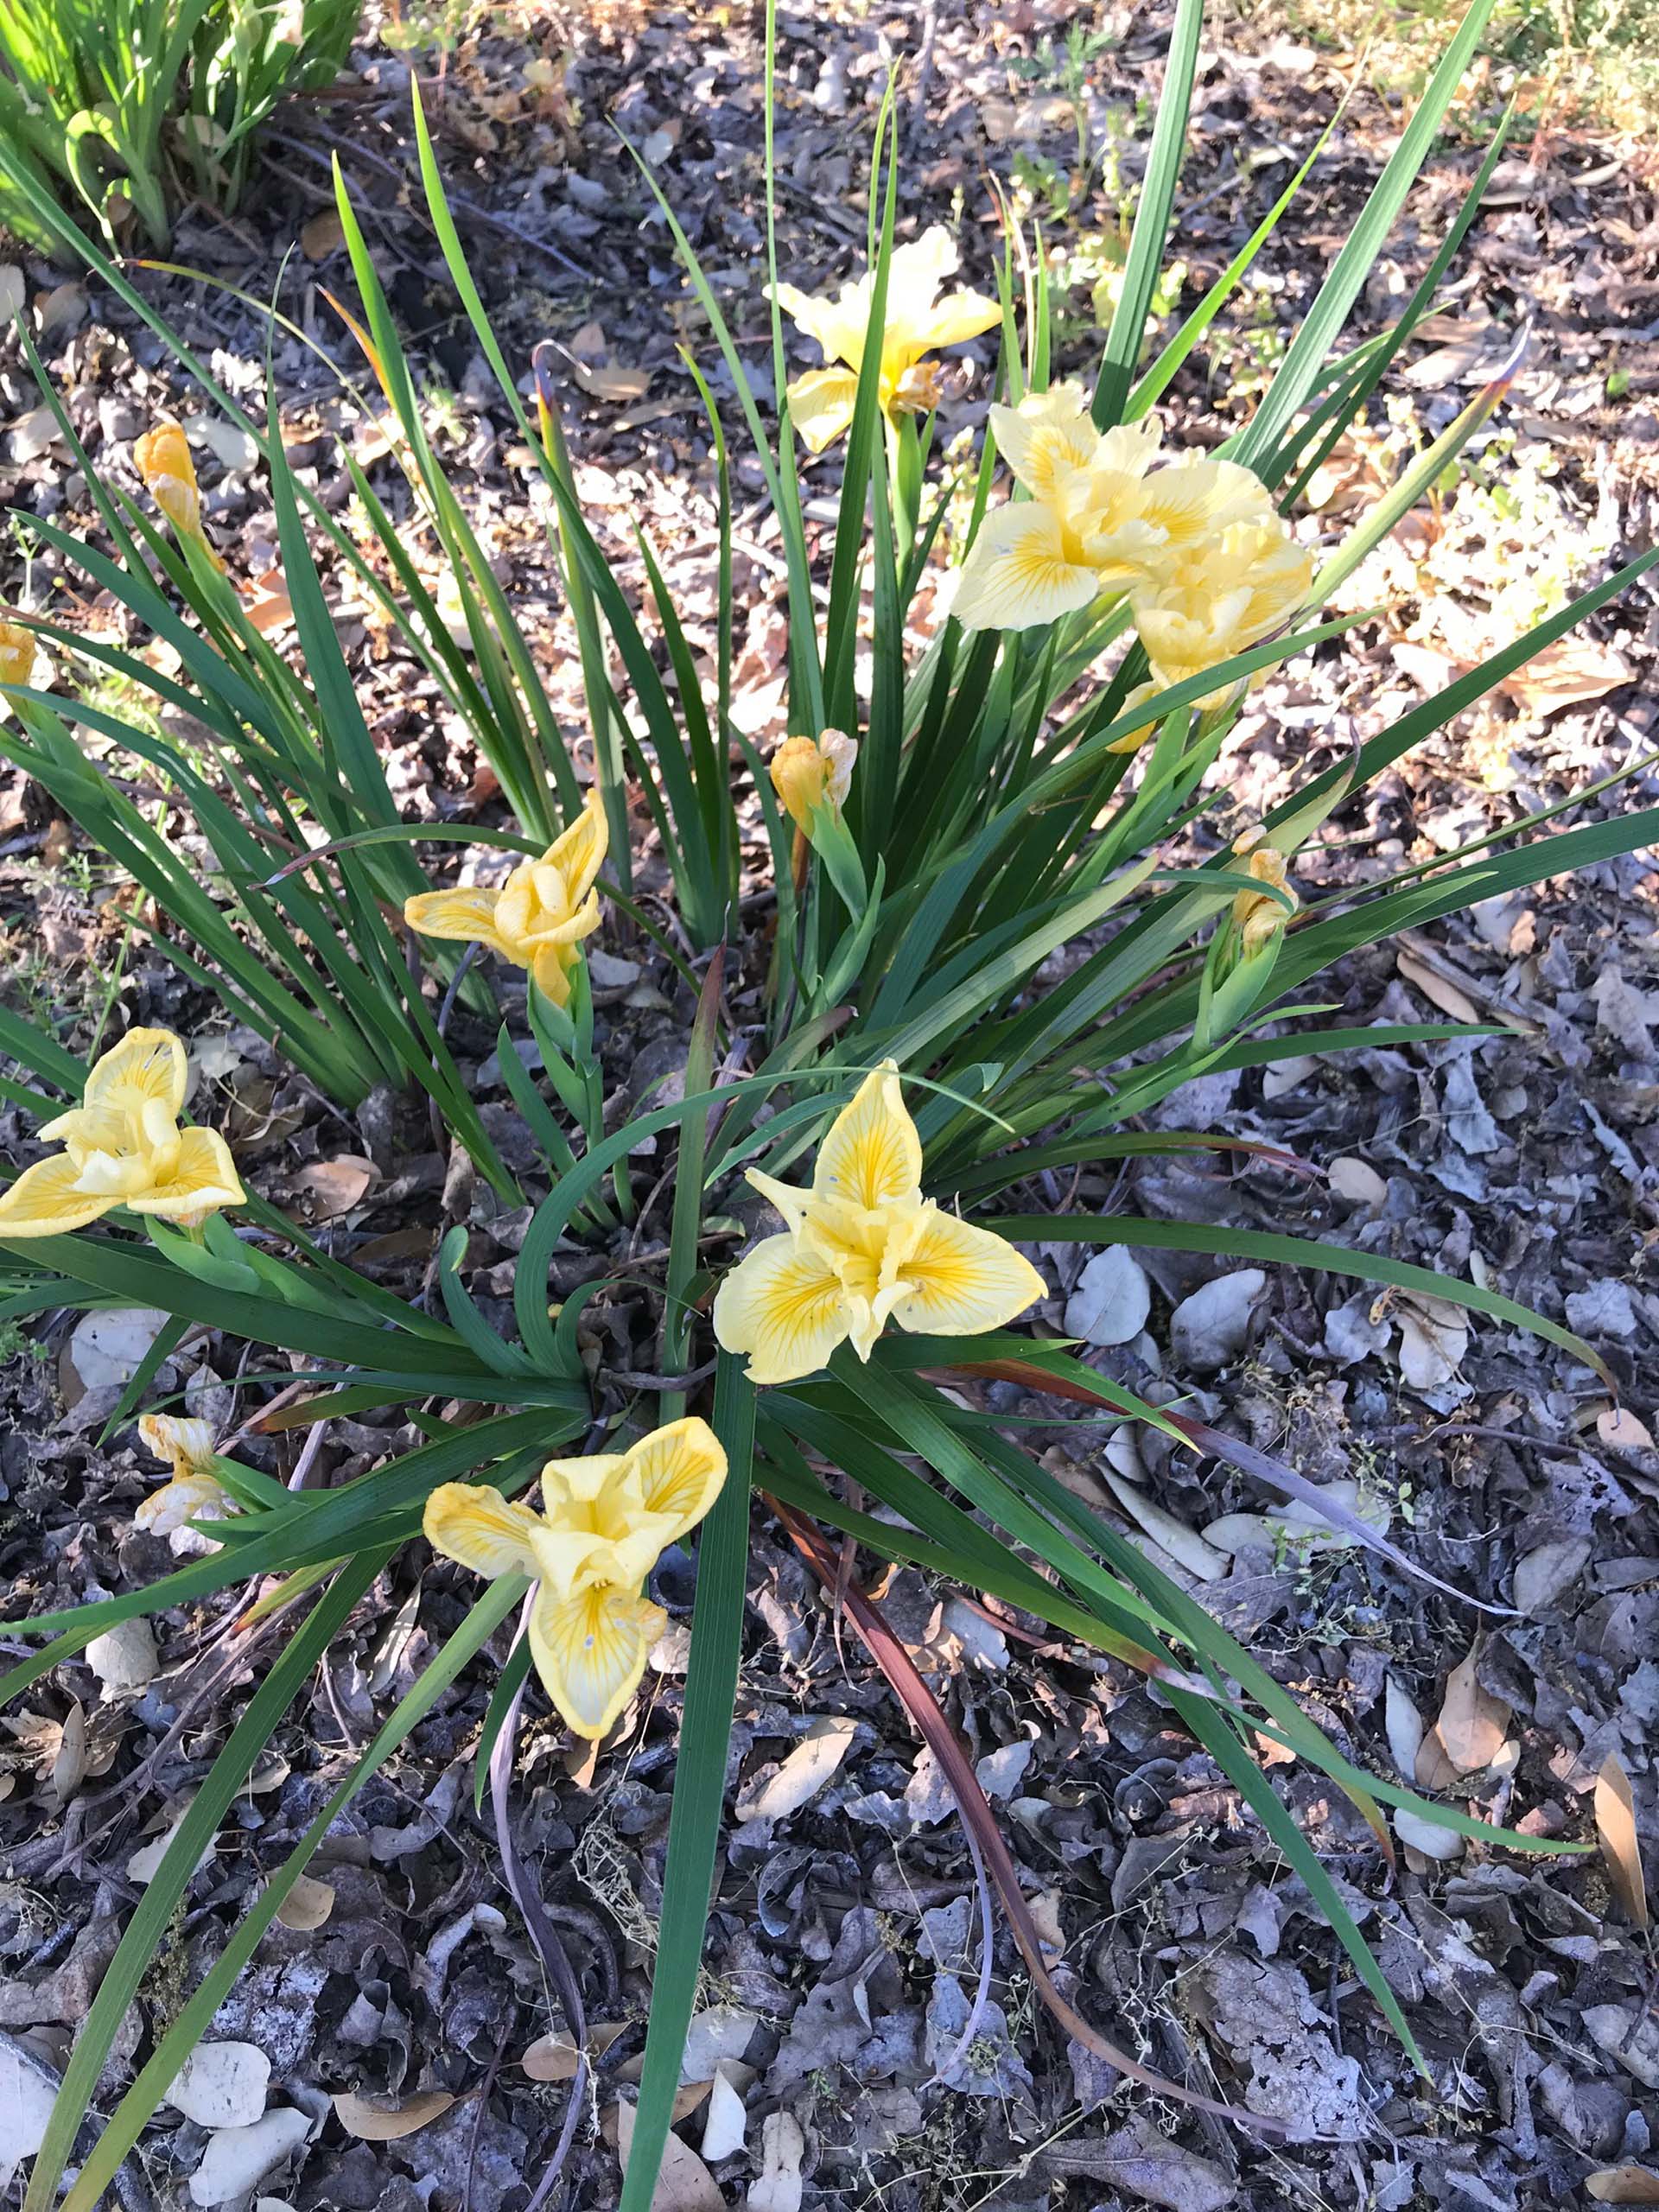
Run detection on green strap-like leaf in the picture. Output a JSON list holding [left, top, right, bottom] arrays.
[[1092, 0, 1204, 428], [620, 1354, 754, 2212], [995, 1215, 1611, 1383]]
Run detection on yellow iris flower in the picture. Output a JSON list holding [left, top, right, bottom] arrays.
[[770, 226, 1001, 454], [0, 1027, 245, 1238], [133, 418, 220, 555], [712, 1061, 1046, 1386], [134, 1414, 240, 1553], [1128, 519, 1315, 705], [403, 789, 607, 1010], [423, 1417, 728, 1740], [951, 386, 1314, 705], [1230, 839, 1299, 954], [0, 613, 35, 687], [770, 728, 856, 835], [951, 394, 1165, 631]]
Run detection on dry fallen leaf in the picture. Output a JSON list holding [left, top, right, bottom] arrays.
[[1511, 1535, 1593, 1618], [699, 2067, 747, 2162], [289, 1154, 377, 1221], [1499, 634, 1633, 717], [521, 2020, 626, 2082], [1587, 2170, 1659, 2203], [1396, 949, 1481, 1025], [734, 1716, 860, 1823], [604, 2100, 723, 2212], [1384, 1678, 1464, 1861], [1415, 1643, 1511, 1788], [86, 1618, 160, 1695], [747, 2108, 807, 2212], [276, 1873, 335, 1932], [301, 210, 346, 262], [1599, 1406, 1654, 1452], [0, 2030, 60, 2191], [36, 282, 88, 338], [1103, 1467, 1227, 1581], [332, 2090, 456, 2141], [1327, 1155, 1387, 1208], [52, 1700, 89, 1803], [165, 2043, 271, 2129], [1595, 1753, 1650, 1931], [575, 359, 653, 402], [244, 570, 296, 636], [1394, 1293, 1470, 1395]]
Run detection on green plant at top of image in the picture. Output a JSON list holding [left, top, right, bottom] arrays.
[[0, 0, 1652, 2206], [0, 0, 361, 252], [1234, 0, 1659, 127]]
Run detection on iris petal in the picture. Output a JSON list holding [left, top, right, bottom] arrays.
[[710, 1231, 852, 1386], [83, 1027, 188, 1122], [950, 504, 1102, 633], [813, 1063, 922, 1211], [403, 886, 512, 954], [0, 1154, 114, 1237], [785, 368, 861, 455], [531, 1583, 666, 1740], [886, 1206, 1047, 1339], [127, 1128, 245, 1219], [423, 1484, 544, 1580], [625, 1417, 728, 1541], [545, 790, 609, 907], [138, 1414, 218, 1477]]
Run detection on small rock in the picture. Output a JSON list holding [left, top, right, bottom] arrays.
[[189, 2108, 312, 2206], [587, 950, 641, 989], [166, 2044, 271, 2130], [6, 405, 60, 464], [189, 416, 260, 473]]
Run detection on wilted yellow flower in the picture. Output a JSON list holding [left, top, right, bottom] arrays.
[[404, 789, 607, 1010], [134, 1414, 240, 1554], [1129, 518, 1314, 704], [712, 1062, 1046, 1387], [771, 226, 1001, 454], [770, 728, 856, 835], [133, 420, 203, 539], [0, 613, 35, 687], [423, 1417, 728, 1739], [1230, 841, 1298, 955], [0, 1028, 244, 1238]]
